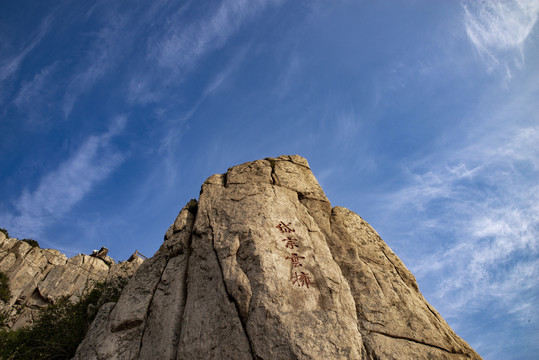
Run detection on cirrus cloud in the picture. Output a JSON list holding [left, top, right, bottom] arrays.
[[0, 117, 127, 238]]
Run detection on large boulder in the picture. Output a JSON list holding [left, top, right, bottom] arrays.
[[74, 155, 482, 359]]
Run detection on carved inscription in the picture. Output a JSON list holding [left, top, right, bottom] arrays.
[[276, 221, 295, 233], [291, 271, 313, 288], [285, 253, 305, 267], [282, 236, 299, 249], [276, 221, 314, 288]]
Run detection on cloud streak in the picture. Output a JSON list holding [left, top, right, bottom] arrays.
[[12, 62, 59, 123], [0, 117, 127, 238], [386, 125, 539, 325], [157, 45, 250, 191], [0, 13, 55, 104], [14, 63, 57, 108], [62, 13, 132, 118], [153, 0, 282, 75], [463, 0, 539, 73], [128, 0, 285, 108], [0, 14, 54, 83]]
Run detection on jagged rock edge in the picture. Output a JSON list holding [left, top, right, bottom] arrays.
[[138, 200, 198, 359], [174, 204, 196, 360]]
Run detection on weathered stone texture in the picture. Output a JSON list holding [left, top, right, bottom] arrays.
[[0, 236, 143, 329], [74, 155, 482, 360]]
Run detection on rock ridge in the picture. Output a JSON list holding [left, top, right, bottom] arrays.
[[0, 233, 143, 329], [74, 155, 482, 360]]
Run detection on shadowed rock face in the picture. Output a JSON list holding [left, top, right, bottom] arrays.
[[74, 155, 482, 360]]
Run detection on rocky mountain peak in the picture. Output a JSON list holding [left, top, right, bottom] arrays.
[[74, 155, 482, 359]]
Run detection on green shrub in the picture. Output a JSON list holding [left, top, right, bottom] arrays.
[[0, 272, 10, 304], [21, 239, 39, 248], [0, 278, 128, 360], [0, 228, 8, 238]]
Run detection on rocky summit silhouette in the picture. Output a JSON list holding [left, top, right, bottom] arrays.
[[74, 155, 481, 359]]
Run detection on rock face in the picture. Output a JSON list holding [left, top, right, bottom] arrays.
[[0, 234, 143, 329], [74, 155, 482, 360]]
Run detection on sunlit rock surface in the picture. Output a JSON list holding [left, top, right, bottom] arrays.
[[74, 155, 482, 360], [0, 233, 143, 329]]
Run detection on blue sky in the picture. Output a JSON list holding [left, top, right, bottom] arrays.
[[1, 0, 538, 358]]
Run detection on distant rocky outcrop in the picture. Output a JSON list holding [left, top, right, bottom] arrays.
[[74, 155, 482, 359], [0, 232, 144, 329]]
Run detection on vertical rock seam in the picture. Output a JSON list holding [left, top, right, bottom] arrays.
[[207, 213, 256, 359], [75, 155, 483, 360]]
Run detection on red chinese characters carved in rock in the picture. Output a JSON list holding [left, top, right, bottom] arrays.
[[285, 253, 305, 267], [282, 236, 299, 249], [291, 271, 313, 288], [277, 221, 314, 288], [276, 221, 295, 233]]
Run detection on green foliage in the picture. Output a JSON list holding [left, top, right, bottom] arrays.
[[0, 278, 128, 360], [0, 272, 10, 304], [21, 239, 40, 248], [89, 277, 127, 307], [0, 297, 87, 359], [0, 228, 8, 238]]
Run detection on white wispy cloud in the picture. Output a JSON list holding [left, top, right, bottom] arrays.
[[155, 44, 250, 194], [154, 0, 282, 74], [387, 124, 539, 324], [129, 0, 284, 106], [159, 44, 250, 150], [463, 0, 539, 73], [62, 0, 170, 115], [127, 77, 161, 106], [0, 14, 54, 82], [0, 116, 127, 238], [276, 53, 302, 98], [14, 62, 57, 107], [62, 14, 130, 118], [0, 13, 55, 101], [13, 62, 59, 122], [332, 107, 362, 151]]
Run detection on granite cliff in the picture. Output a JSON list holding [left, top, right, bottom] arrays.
[[74, 155, 482, 359], [0, 234, 143, 329]]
